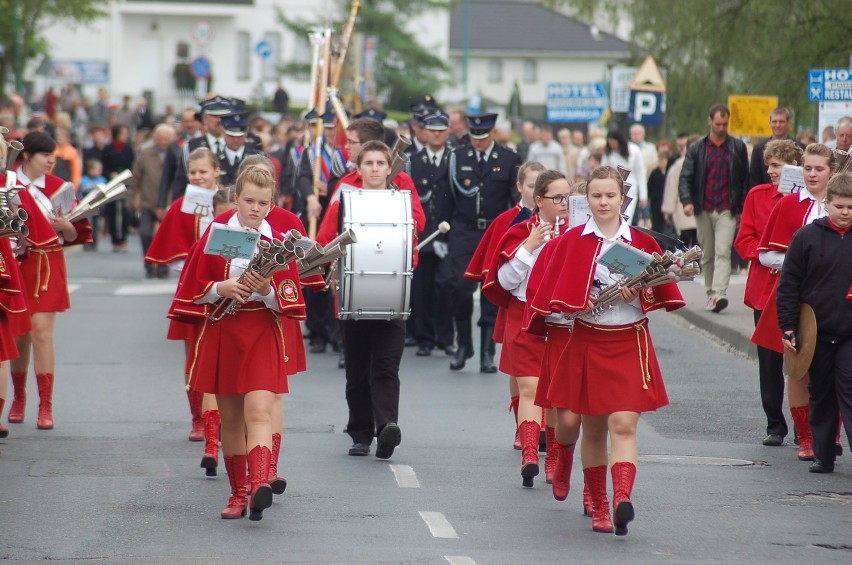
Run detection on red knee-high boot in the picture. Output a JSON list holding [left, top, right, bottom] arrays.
[[583, 482, 593, 517], [187, 390, 204, 441], [248, 445, 273, 521], [35, 373, 54, 430], [544, 426, 557, 484], [220, 454, 248, 519], [269, 432, 288, 495], [611, 461, 636, 536], [584, 466, 613, 533], [510, 396, 520, 450], [8, 372, 26, 423], [790, 406, 814, 461], [551, 442, 574, 500], [519, 420, 540, 488], [201, 410, 220, 476], [0, 399, 8, 437]]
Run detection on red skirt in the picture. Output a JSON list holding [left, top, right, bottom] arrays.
[[167, 319, 201, 374], [19, 247, 70, 313], [498, 298, 546, 377], [0, 312, 19, 361], [548, 318, 668, 415], [493, 307, 506, 344], [282, 317, 306, 375], [189, 306, 289, 395], [535, 324, 572, 409]]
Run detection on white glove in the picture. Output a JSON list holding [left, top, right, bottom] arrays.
[[433, 241, 448, 259]]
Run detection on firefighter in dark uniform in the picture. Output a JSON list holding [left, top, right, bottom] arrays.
[[218, 111, 264, 186], [170, 95, 231, 199], [445, 112, 521, 372], [407, 112, 455, 356]]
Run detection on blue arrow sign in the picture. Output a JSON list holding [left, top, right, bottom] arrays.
[[190, 56, 211, 79], [255, 40, 272, 60]]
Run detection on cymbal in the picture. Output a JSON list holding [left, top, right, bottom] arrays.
[[784, 303, 817, 381]]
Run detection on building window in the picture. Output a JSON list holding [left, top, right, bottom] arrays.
[[488, 59, 502, 83], [523, 59, 537, 83], [237, 31, 250, 81], [261, 32, 282, 81]]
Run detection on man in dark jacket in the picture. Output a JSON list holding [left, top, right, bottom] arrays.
[[678, 103, 749, 313], [777, 173, 852, 474]]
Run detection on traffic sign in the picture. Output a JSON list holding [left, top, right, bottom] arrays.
[[546, 82, 608, 123], [191, 20, 216, 47], [255, 39, 272, 60], [629, 55, 666, 93], [190, 56, 211, 80], [808, 69, 852, 102], [628, 91, 664, 125], [728, 95, 778, 136]]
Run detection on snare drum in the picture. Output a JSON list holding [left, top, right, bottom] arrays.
[[337, 188, 414, 320]]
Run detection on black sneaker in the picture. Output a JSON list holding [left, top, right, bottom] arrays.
[[808, 459, 834, 473], [348, 443, 370, 456], [712, 296, 729, 313], [762, 434, 784, 446], [375, 423, 401, 460]]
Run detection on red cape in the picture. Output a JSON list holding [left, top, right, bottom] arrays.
[[464, 203, 523, 282], [522, 237, 561, 336], [0, 238, 31, 336], [757, 193, 812, 253], [145, 196, 208, 264], [481, 216, 537, 308], [734, 183, 784, 310]]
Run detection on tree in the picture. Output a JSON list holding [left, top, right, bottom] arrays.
[[277, 0, 450, 111], [0, 0, 111, 97], [545, 0, 852, 135]]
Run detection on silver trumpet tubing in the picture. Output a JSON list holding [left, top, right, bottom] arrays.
[[66, 169, 133, 224], [0, 207, 29, 239], [835, 149, 851, 174], [296, 228, 357, 278], [387, 135, 412, 188], [565, 246, 703, 321], [208, 230, 306, 322], [0, 140, 23, 175]]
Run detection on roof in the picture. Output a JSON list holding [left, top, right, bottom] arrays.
[[449, 0, 633, 55]]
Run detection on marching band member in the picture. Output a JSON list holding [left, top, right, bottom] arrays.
[[172, 166, 304, 521], [752, 143, 836, 461], [483, 169, 569, 488], [147, 148, 222, 470], [4, 131, 93, 430], [735, 140, 802, 447], [531, 166, 684, 535], [316, 140, 425, 458], [777, 172, 852, 473], [0, 235, 32, 438]]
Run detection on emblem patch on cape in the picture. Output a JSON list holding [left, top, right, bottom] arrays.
[[278, 279, 298, 302], [0, 254, 6, 273]]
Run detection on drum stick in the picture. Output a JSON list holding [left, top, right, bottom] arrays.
[[415, 221, 451, 251]]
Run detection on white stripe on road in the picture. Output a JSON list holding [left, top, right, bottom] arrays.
[[419, 511, 458, 539], [444, 557, 476, 565], [67, 284, 81, 294], [114, 283, 177, 296], [389, 464, 420, 488]]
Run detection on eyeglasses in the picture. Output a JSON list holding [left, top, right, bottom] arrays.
[[539, 194, 568, 205], [346, 138, 361, 146]]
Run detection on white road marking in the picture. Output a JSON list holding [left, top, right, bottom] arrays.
[[444, 557, 476, 565], [389, 464, 420, 488], [418, 511, 458, 539], [67, 284, 81, 294], [114, 283, 177, 296], [68, 277, 111, 284]]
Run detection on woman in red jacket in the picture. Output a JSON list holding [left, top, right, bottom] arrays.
[[4, 131, 92, 430]]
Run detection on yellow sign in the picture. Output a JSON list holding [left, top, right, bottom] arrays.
[[728, 95, 779, 137], [629, 55, 666, 93]]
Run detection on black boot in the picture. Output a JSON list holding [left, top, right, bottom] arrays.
[[480, 324, 497, 373], [450, 320, 474, 371]]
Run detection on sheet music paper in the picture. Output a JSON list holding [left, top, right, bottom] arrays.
[[180, 184, 216, 217], [596, 240, 654, 279], [569, 195, 591, 229], [50, 182, 77, 215], [203, 223, 260, 261], [777, 165, 805, 194]]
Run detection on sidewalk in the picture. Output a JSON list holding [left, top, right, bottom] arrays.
[[671, 272, 758, 360]]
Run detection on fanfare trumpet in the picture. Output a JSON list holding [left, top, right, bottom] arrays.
[[0, 139, 23, 175], [387, 135, 412, 189], [296, 228, 357, 279], [0, 164, 28, 240], [565, 246, 703, 321], [208, 230, 306, 322], [66, 169, 133, 223]]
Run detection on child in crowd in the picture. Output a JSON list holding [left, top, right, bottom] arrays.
[[78, 159, 106, 251]]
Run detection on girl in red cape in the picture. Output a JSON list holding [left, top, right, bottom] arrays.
[[147, 147, 221, 446], [484, 168, 570, 489], [529, 166, 684, 536], [3, 131, 92, 430], [171, 166, 304, 521], [733, 140, 802, 448], [753, 143, 836, 461]]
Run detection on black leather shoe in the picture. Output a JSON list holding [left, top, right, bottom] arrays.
[[450, 346, 473, 371], [404, 336, 417, 347], [376, 423, 401, 459], [310, 342, 327, 354], [348, 443, 370, 456], [416, 346, 431, 357], [808, 459, 834, 473], [480, 354, 497, 373], [443, 345, 458, 356], [762, 434, 784, 446], [836, 443, 843, 456]]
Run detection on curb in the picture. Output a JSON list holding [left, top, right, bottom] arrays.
[[672, 308, 758, 361]]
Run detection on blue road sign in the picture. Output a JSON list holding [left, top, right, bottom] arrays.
[[628, 90, 664, 126], [808, 69, 852, 102], [190, 56, 211, 79], [546, 83, 607, 123], [255, 40, 272, 60]]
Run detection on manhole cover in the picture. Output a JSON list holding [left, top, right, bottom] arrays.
[[640, 454, 759, 466]]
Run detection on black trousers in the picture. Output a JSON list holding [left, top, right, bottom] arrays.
[[808, 337, 852, 465], [103, 199, 128, 245], [343, 319, 405, 445], [444, 226, 498, 327], [753, 310, 787, 437], [304, 288, 337, 346], [410, 251, 454, 349]]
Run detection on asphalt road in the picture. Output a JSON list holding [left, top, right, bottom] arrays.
[[1, 238, 850, 564]]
